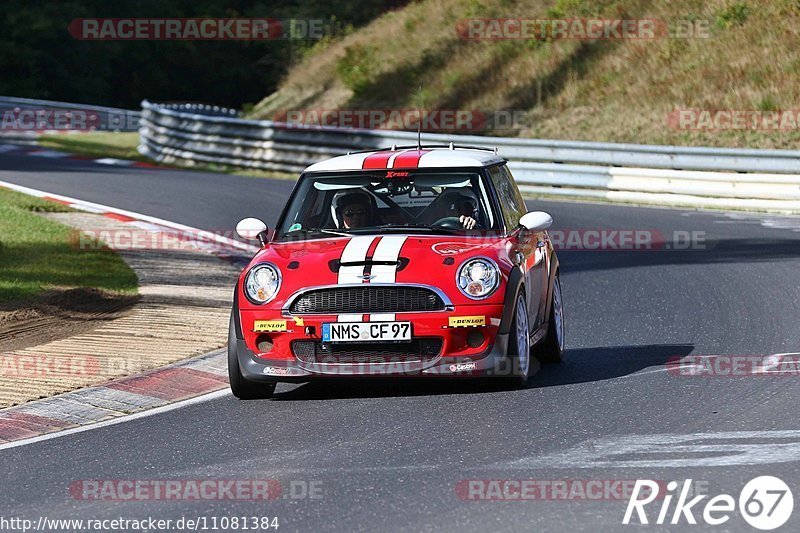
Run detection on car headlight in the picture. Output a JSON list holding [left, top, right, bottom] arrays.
[[457, 258, 500, 299], [244, 263, 281, 304]]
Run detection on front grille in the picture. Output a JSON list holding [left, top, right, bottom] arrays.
[[289, 286, 446, 314], [292, 338, 443, 365]]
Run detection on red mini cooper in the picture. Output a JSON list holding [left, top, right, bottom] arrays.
[[228, 145, 564, 398]]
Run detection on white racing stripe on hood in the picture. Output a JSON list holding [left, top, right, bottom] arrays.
[[338, 236, 376, 284], [370, 313, 396, 321], [370, 236, 407, 284]]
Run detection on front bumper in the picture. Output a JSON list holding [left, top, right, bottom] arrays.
[[234, 333, 512, 382], [235, 297, 518, 381]]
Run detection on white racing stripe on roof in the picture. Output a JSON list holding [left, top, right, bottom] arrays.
[[303, 149, 504, 172], [304, 152, 372, 172], [387, 149, 413, 169], [416, 149, 503, 168]]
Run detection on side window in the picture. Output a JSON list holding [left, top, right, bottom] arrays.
[[489, 165, 527, 231], [501, 166, 528, 216]]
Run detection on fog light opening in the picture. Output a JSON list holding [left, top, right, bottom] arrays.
[[256, 334, 274, 353], [466, 328, 485, 348]]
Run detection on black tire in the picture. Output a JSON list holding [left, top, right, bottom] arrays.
[[228, 312, 276, 400], [505, 291, 532, 387], [538, 274, 565, 363]]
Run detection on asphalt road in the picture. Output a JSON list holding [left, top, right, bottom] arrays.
[[2, 150, 800, 532]]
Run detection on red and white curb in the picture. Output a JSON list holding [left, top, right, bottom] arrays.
[[0, 182, 259, 448], [0, 350, 228, 447], [0, 179, 257, 262], [0, 141, 161, 168]]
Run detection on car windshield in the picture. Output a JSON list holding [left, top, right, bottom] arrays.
[[275, 170, 499, 240]]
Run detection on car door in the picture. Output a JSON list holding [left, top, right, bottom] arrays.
[[488, 165, 548, 328]]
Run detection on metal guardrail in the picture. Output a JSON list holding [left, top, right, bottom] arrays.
[[0, 96, 140, 132], [139, 100, 800, 213]]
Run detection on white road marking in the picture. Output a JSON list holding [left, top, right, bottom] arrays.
[[75, 204, 107, 214], [129, 220, 167, 231], [27, 149, 69, 158], [95, 157, 134, 166], [716, 212, 800, 232], [505, 430, 800, 469], [0, 179, 255, 253], [608, 367, 674, 380], [0, 389, 231, 452]]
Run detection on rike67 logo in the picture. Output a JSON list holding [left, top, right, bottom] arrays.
[[624, 477, 793, 530]]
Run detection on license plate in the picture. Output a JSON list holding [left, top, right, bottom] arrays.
[[322, 321, 412, 343]]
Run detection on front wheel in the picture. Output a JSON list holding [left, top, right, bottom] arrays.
[[228, 313, 276, 400], [505, 292, 532, 387], [537, 274, 565, 363]]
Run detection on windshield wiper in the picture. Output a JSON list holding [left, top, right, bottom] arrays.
[[280, 228, 352, 238]]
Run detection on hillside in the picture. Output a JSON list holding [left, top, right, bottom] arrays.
[[248, 0, 800, 149]]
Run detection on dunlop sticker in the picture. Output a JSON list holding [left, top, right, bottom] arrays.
[[253, 320, 288, 332], [448, 316, 486, 327]]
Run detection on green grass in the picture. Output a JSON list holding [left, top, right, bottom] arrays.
[[0, 188, 138, 303], [247, 0, 800, 149], [38, 132, 297, 181], [39, 132, 145, 161]]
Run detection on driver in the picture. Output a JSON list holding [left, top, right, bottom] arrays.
[[333, 190, 374, 229], [437, 189, 480, 229]]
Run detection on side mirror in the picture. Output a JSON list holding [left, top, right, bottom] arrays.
[[236, 218, 269, 246], [519, 211, 553, 232]]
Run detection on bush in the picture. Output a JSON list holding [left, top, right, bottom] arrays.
[[336, 44, 379, 96], [716, 2, 750, 28]]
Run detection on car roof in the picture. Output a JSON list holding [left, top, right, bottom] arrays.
[[303, 145, 506, 173]]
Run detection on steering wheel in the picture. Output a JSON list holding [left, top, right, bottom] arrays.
[[432, 217, 466, 230]]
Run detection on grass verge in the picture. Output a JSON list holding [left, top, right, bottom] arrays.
[[38, 132, 296, 180], [38, 132, 145, 161], [0, 188, 138, 303]]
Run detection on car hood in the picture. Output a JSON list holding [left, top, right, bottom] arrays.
[[242, 234, 511, 308]]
